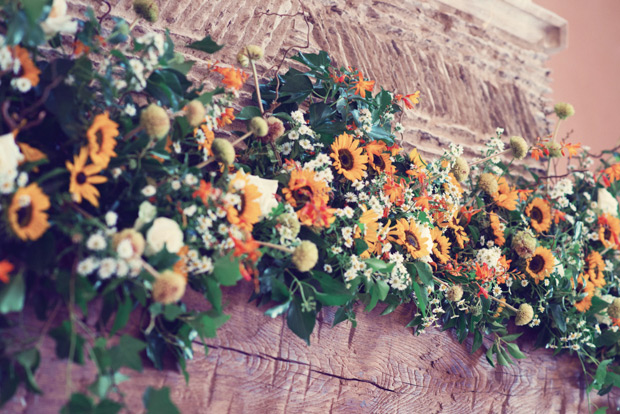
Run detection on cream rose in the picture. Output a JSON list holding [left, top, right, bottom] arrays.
[[145, 217, 184, 255], [598, 188, 619, 217], [41, 0, 78, 37], [247, 174, 279, 218]]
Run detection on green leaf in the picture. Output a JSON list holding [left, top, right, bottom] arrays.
[[163, 304, 185, 321], [596, 359, 612, 385], [593, 407, 608, 414], [23, 0, 48, 21], [290, 51, 331, 74], [143, 387, 180, 414], [212, 255, 242, 286], [496, 347, 509, 366], [485, 346, 495, 368], [0, 271, 25, 314], [61, 393, 94, 414], [205, 277, 222, 314], [471, 329, 483, 354], [505, 343, 526, 360], [550, 304, 566, 333], [287, 298, 316, 345], [500, 333, 523, 342], [595, 330, 620, 347], [380, 302, 399, 316], [412, 282, 427, 316], [236, 106, 262, 121], [16, 348, 42, 394], [109, 295, 132, 336], [109, 335, 147, 372], [187, 36, 224, 54], [413, 262, 433, 285], [265, 299, 292, 318], [89, 375, 113, 399], [376, 280, 390, 301]]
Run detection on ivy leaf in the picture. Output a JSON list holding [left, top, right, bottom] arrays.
[[375, 280, 390, 302], [596, 359, 612, 385], [471, 329, 483, 354], [143, 387, 180, 414], [49, 320, 86, 364], [109, 295, 132, 336], [412, 282, 427, 316], [205, 277, 222, 314], [236, 106, 262, 121], [287, 298, 316, 345], [0, 271, 25, 313], [187, 36, 224, 54], [109, 335, 147, 372], [94, 400, 123, 414], [15, 348, 42, 394], [413, 262, 433, 286], [212, 255, 242, 286], [61, 393, 94, 414], [550, 304, 566, 333]]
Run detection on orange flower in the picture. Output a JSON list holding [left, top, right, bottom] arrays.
[[574, 273, 595, 313], [383, 177, 405, 206], [87, 112, 119, 168], [217, 107, 235, 127], [193, 180, 220, 205], [489, 212, 505, 246], [0, 260, 14, 284], [13, 46, 40, 87], [561, 142, 581, 158], [350, 71, 375, 98], [600, 163, 620, 187], [475, 262, 494, 283], [73, 40, 90, 56], [531, 147, 544, 161], [212, 66, 249, 90], [395, 92, 420, 109], [598, 213, 620, 249], [296, 197, 335, 228]]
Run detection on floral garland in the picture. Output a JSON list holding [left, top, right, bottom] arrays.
[[1, 1, 620, 412]]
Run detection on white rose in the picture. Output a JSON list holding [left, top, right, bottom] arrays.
[[0, 132, 23, 179], [145, 217, 184, 255], [41, 0, 78, 37], [134, 201, 157, 229], [598, 188, 619, 217], [247, 174, 279, 218]]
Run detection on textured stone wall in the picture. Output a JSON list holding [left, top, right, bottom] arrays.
[[69, 0, 564, 161]]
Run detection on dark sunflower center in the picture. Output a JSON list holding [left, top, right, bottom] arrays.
[[76, 172, 87, 185], [338, 149, 354, 170], [530, 206, 543, 223], [373, 154, 385, 169], [604, 227, 612, 241], [17, 204, 33, 228], [237, 193, 247, 214], [529, 255, 545, 273], [405, 231, 420, 249], [293, 186, 313, 205], [96, 130, 104, 148]]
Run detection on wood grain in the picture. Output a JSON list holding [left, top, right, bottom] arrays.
[[4, 284, 619, 413]]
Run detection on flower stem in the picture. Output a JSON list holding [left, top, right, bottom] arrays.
[[257, 241, 293, 254], [469, 148, 511, 168], [250, 60, 265, 115]]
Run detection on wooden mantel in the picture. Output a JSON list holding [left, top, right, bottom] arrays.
[[6, 284, 619, 413]]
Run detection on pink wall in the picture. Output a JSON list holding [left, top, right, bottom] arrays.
[[535, 0, 620, 156]]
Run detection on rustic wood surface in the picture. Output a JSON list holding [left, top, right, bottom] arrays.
[[5, 284, 619, 413]]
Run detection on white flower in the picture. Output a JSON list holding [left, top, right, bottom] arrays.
[[16, 172, 28, 187], [41, 0, 78, 36], [183, 205, 197, 217], [247, 174, 279, 218], [105, 211, 118, 227], [288, 130, 300, 141], [598, 188, 619, 217], [112, 168, 122, 179], [77, 257, 99, 276], [11, 77, 32, 93], [86, 233, 107, 251], [134, 201, 157, 229], [116, 239, 136, 260], [324, 264, 333, 273], [146, 217, 184, 255], [0, 132, 23, 179], [142, 185, 156, 197], [124, 104, 137, 117], [98, 258, 117, 279], [116, 260, 129, 277], [184, 174, 198, 186], [171, 180, 181, 191]]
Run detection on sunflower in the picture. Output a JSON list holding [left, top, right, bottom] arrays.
[[395, 218, 431, 259], [525, 198, 552, 233], [330, 133, 368, 181], [447, 216, 469, 249], [226, 171, 262, 231], [8, 183, 50, 241], [13, 46, 41, 87], [598, 213, 620, 249], [66, 147, 108, 207], [430, 227, 451, 264], [586, 251, 606, 288], [282, 168, 329, 208], [355, 205, 380, 258], [525, 246, 555, 284], [489, 212, 505, 246], [574, 274, 595, 313], [87, 112, 119, 168], [492, 177, 518, 211], [365, 141, 394, 175]]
